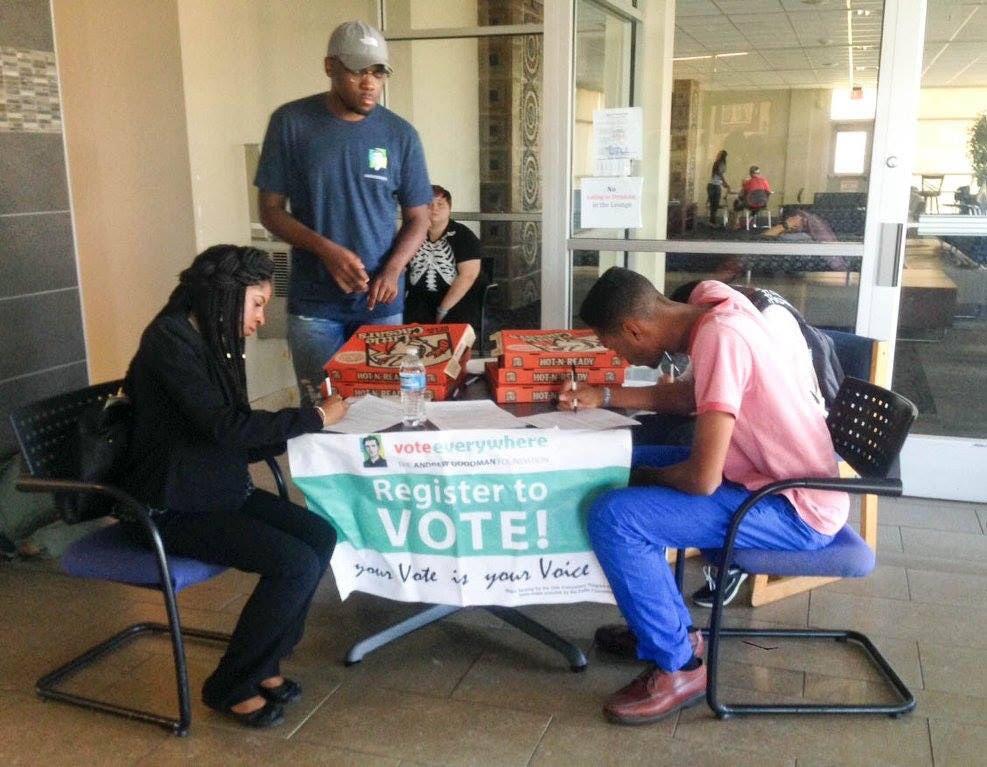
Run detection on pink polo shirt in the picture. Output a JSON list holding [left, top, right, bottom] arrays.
[[688, 281, 848, 535]]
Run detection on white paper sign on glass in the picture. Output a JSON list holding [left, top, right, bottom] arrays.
[[593, 106, 643, 161], [579, 176, 644, 229]]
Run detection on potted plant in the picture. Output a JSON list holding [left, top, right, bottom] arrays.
[[969, 114, 987, 205]]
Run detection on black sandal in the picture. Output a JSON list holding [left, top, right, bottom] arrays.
[[259, 678, 302, 705], [211, 699, 285, 729]]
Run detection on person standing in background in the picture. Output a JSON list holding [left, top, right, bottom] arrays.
[[256, 20, 432, 405], [707, 150, 730, 225]]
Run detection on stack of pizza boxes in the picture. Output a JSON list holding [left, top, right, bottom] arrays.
[[485, 329, 627, 404], [324, 323, 475, 401]]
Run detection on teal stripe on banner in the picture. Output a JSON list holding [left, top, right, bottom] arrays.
[[294, 467, 628, 557]]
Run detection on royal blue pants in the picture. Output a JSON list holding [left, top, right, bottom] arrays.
[[588, 446, 832, 672]]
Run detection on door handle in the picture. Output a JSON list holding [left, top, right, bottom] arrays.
[[876, 222, 904, 288]]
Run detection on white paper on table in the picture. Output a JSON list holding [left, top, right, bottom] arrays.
[[425, 399, 528, 430], [522, 408, 640, 430], [322, 395, 404, 434]]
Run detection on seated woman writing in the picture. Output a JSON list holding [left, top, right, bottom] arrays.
[[121, 245, 347, 728], [404, 184, 486, 327]]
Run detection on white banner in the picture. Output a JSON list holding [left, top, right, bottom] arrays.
[[288, 428, 631, 606]]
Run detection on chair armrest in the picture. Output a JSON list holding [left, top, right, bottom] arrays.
[[262, 455, 289, 501], [15, 476, 153, 526], [725, 475, 901, 537]]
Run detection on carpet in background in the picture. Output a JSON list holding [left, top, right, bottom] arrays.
[[892, 341, 937, 416]]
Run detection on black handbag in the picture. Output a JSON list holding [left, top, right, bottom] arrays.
[[57, 392, 132, 523]]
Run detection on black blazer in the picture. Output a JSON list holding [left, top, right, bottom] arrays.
[[122, 311, 321, 514]]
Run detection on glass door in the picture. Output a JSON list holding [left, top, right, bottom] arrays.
[[565, 0, 887, 339], [864, 0, 987, 501]]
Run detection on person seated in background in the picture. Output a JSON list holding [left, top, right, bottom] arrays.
[[762, 209, 836, 243], [733, 165, 772, 217], [121, 245, 348, 729], [557, 267, 847, 726], [404, 184, 486, 328]]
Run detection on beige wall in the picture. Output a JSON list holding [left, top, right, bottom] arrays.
[[914, 87, 987, 191], [53, 0, 197, 383], [695, 88, 791, 206], [694, 87, 835, 209], [387, 1, 480, 212], [178, 0, 378, 250]]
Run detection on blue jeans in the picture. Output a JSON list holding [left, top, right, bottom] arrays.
[[287, 312, 402, 406], [588, 445, 833, 672]]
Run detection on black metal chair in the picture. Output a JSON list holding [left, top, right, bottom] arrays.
[[686, 377, 918, 718], [478, 255, 499, 356], [9, 380, 290, 736]]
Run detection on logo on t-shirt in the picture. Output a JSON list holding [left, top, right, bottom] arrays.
[[368, 147, 388, 171]]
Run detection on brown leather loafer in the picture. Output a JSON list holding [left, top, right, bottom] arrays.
[[603, 663, 707, 725], [595, 624, 704, 661]]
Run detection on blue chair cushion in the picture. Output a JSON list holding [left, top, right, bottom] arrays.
[[61, 523, 227, 593], [703, 524, 875, 579]]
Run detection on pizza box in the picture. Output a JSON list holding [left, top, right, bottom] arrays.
[[334, 367, 467, 402], [325, 323, 475, 382], [485, 362, 563, 404], [491, 329, 624, 369], [490, 365, 624, 386]]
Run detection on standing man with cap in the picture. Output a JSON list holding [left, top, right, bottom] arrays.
[[256, 20, 432, 405]]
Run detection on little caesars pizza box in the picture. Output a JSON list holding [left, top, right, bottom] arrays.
[[325, 323, 475, 400], [491, 329, 625, 369], [485, 362, 564, 403], [490, 365, 625, 386]]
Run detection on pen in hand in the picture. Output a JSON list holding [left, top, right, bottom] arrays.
[[570, 363, 578, 412]]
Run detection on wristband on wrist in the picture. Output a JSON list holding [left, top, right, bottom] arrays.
[[601, 386, 612, 408], [313, 404, 328, 427], [435, 307, 449, 321]]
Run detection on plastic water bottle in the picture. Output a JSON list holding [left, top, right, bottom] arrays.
[[399, 345, 427, 427]]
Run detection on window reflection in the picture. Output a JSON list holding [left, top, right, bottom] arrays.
[[664, 1, 883, 243], [571, 251, 860, 331], [892, 0, 987, 439]]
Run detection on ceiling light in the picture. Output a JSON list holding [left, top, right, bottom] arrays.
[[672, 51, 748, 62]]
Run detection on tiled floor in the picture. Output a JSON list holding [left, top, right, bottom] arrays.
[[1, 466, 985, 766]]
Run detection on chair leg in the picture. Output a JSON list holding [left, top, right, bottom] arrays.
[[36, 622, 230, 736], [674, 547, 687, 595], [704, 626, 915, 718]]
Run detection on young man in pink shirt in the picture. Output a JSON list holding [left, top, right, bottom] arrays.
[[559, 267, 847, 725]]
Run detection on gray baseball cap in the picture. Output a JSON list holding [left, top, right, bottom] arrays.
[[327, 21, 392, 74]]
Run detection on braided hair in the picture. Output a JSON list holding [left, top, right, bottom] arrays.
[[164, 245, 274, 405]]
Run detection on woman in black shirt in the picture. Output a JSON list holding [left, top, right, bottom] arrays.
[[404, 184, 486, 327], [123, 245, 347, 728]]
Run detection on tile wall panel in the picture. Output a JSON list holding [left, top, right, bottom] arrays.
[[0, 289, 86, 381], [0, 46, 62, 132], [1, 0, 88, 460], [0, 132, 69, 214], [0, 0, 54, 51], [0, 212, 76, 297]]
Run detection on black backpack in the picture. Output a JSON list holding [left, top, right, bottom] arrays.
[[57, 393, 132, 523], [739, 288, 845, 409]]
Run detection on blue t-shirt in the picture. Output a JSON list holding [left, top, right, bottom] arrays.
[[255, 94, 432, 320]]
